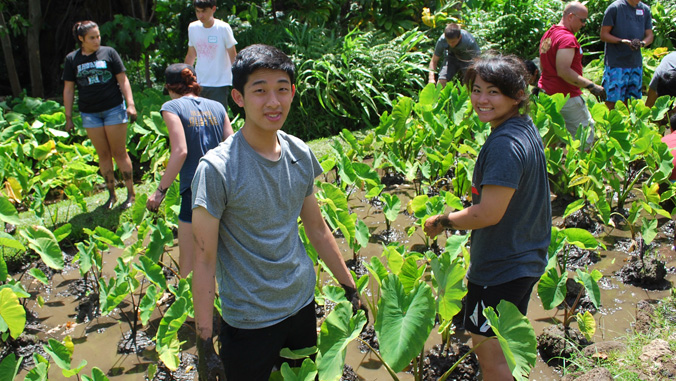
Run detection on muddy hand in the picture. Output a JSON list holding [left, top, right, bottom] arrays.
[[423, 215, 444, 238], [196, 336, 226, 381], [630, 38, 642, 50], [342, 283, 369, 324], [146, 190, 165, 213], [127, 104, 138, 124], [589, 84, 606, 102]]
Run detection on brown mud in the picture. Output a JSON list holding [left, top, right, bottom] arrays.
[[5, 181, 676, 380]]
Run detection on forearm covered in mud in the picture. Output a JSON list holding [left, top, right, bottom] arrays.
[[192, 206, 219, 340]]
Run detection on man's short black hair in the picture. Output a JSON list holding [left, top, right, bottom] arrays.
[[656, 71, 676, 98], [231, 44, 296, 95], [194, 0, 216, 9], [444, 23, 461, 40], [670, 113, 676, 132]]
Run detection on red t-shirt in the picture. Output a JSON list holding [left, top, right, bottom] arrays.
[[662, 133, 676, 181], [538, 25, 583, 97]]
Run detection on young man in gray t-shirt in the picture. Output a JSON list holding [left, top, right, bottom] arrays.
[[191, 44, 361, 381]]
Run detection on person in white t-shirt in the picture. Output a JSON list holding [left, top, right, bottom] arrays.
[[185, 0, 237, 111]]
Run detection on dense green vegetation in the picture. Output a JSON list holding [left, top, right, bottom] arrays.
[[1, 0, 676, 379]]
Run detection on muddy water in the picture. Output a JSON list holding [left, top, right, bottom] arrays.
[[12, 182, 676, 380]]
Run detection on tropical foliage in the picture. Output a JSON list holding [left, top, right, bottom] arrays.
[[1, 0, 676, 379]]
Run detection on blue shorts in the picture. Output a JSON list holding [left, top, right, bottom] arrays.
[[463, 277, 539, 337], [602, 66, 643, 103], [178, 189, 193, 223], [81, 103, 128, 128]]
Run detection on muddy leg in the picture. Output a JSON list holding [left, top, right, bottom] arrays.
[[102, 169, 117, 209], [120, 170, 135, 210], [104, 123, 135, 210]]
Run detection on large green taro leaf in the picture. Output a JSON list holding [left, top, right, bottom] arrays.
[[317, 301, 367, 381], [375, 274, 435, 373], [484, 300, 537, 381]]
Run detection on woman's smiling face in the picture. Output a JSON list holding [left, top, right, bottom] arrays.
[[470, 75, 520, 129]]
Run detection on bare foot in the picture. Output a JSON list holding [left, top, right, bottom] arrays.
[[120, 195, 135, 210], [103, 196, 117, 209]]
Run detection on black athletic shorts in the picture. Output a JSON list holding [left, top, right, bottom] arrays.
[[463, 277, 539, 337], [219, 301, 317, 381]]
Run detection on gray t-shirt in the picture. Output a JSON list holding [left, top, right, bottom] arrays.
[[649, 52, 676, 91], [191, 130, 322, 329], [434, 29, 480, 64], [160, 96, 226, 193], [467, 116, 551, 286], [602, 0, 652, 68]]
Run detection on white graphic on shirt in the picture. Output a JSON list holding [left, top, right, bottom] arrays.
[[76, 60, 112, 86], [470, 300, 491, 333]]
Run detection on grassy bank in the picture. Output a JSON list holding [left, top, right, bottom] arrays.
[[561, 293, 676, 380]]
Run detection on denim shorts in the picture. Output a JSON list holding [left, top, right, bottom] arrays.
[[81, 103, 128, 128]]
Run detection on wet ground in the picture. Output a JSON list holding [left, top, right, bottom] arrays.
[[6, 182, 676, 380]]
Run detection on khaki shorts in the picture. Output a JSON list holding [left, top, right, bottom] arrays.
[[560, 95, 594, 147]]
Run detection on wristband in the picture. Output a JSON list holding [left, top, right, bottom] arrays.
[[586, 83, 595, 90], [157, 185, 168, 195]]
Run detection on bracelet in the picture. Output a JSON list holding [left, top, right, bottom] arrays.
[[640, 41, 646, 47], [586, 83, 595, 90], [157, 185, 168, 195]]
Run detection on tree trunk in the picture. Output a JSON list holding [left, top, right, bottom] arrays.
[[0, 11, 22, 97], [27, 0, 44, 98]]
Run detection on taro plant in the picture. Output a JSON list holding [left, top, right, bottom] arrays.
[[362, 243, 537, 380], [538, 227, 603, 340], [0, 287, 27, 342], [427, 249, 467, 350], [154, 295, 190, 371], [268, 299, 367, 381], [19, 224, 70, 272], [374, 97, 423, 180], [43, 336, 87, 378], [379, 192, 401, 233], [591, 99, 671, 215], [0, 353, 23, 380], [74, 226, 125, 296], [315, 182, 370, 262]]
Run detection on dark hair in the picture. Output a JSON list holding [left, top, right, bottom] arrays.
[[231, 44, 296, 95], [656, 71, 676, 97], [464, 53, 530, 114], [444, 23, 461, 40], [523, 59, 540, 86], [524, 59, 539, 77], [165, 68, 201, 96], [670, 114, 676, 132], [72, 21, 98, 45], [194, 0, 216, 9]]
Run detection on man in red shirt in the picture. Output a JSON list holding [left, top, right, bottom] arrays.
[[539, 1, 605, 148], [662, 114, 676, 181]]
